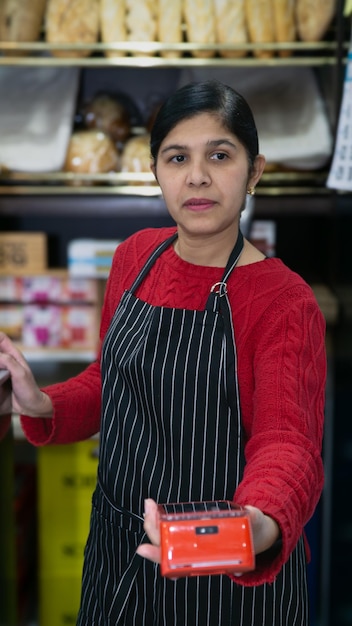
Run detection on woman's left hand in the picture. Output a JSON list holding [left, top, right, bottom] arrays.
[[136, 499, 280, 564], [136, 499, 162, 562]]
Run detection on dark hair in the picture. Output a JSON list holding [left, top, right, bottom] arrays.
[[150, 80, 259, 168]]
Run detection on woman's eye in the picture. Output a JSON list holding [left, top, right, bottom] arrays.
[[211, 152, 227, 161], [171, 154, 185, 163]]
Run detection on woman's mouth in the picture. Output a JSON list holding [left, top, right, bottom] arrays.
[[184, 198, 215, 211]]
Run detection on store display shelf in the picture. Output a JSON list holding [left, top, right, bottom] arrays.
[[0, 170, 331, 197], [0, 40, 343, 68], [23, 348, 97, 363]]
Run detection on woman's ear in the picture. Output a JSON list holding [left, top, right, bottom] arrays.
[[150, 161, 157, 182], [248, 154, 266, 188]]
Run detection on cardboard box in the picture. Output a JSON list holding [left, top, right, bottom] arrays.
[[0, 233, 47, 275]]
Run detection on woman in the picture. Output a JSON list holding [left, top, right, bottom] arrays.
[[0, 80, 326, 625]]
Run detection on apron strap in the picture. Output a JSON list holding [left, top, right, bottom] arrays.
[[129, 232, 178, 294], [129, 229, 243, 304], [206, 229, 244, 312], [205, 230, 245, 474]]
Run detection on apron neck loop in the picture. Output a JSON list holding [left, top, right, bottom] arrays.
[[207, 230, 244, 312]]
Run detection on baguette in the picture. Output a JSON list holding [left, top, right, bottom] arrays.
[[214, 0, 247, 58], [273, 0, 296, 57], [45, 0, 100, 58], [0, 0, 47, 56], [245, 0, 275, 58], [157, 0, 183, 58], [296, 0, 337, 41], [101, 0, 126, 58], [126, 0, 157, 56], [183, 0, 216, 58]]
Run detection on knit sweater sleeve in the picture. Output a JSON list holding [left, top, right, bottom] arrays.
[[232, 285, 326, 585]]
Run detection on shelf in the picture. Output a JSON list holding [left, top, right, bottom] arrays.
[[23, 348, 97, 362], [0, 26, 344, 202], [0, 40, 343, 68], [0, 170, 332, 197]]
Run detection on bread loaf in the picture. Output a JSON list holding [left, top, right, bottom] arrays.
[[273, 0, 296, 57], [245, 0, 275, 58], [82, 94, 131, 146], [213, 0, 247, 58], [126, 0, 157, 56], [157, 0, 182, 58], [296, 0, 337, 41], [64, 130, 119, 174], [183, 0, 216, 58], [121, 134, 152, 178], [100, 0, 126, 58], [0, 0, 47, 56], [45, 0, 100, 57]]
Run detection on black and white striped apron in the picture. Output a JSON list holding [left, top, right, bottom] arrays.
[[77, 231, 309, 625]]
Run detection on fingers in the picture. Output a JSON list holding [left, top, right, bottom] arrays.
[[143, 498, 161, 546], [135, 498, 161, 564], [136, 543, 161, 563], [0, 332, 29, 372], [243, 505, 280, 555]]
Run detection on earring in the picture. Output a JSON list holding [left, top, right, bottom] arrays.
[[247, 187, 256, 196]]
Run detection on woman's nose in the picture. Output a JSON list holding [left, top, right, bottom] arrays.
[[186, 159, 211, 186]]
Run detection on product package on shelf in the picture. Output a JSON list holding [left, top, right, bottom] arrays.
[[0, 273, 100, 351], [68, 239, 123, 278], [0, 232, 47, 276], [249, 220, 277, 257], [327, 48, 352, 191], [0, 67, 80, 173]]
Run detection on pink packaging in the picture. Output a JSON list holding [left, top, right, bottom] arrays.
[[22, 305, 62, 347]]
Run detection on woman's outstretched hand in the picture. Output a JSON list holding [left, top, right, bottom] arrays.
[[136, 499, 161, 562], [136, 498, 280, 565], [0, 332, 53, 418]]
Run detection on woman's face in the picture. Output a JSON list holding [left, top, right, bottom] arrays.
[[151, 112, 265, 243]]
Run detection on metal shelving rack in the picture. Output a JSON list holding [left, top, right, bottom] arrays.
[[0, 25, 346, 198]]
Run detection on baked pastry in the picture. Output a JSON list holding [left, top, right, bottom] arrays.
[[100, 0, 126, 58], [296, 0, 337, 41], [64, 130, 119, 173], [121, 134, 151, 173], [45, 0, 100, 58], [273, 0, 296, 56], [183, 0, 216, 58], [245, 0, 275, 58], [157, 0, 182, 58], [0, 0, 47, 56], [213, 0, 247, 58], [82, 94, 131, 147], [125, 0, 157, 56]]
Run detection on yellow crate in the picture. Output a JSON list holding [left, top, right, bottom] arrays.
[[38, 440, 99, 576], [39, 574, 82, 626], [38, 439, 99, 507], [0, 232, 47, 275], [39, 503, 92, 576]]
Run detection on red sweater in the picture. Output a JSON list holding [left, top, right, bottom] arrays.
[[21, 227, 326, 585]]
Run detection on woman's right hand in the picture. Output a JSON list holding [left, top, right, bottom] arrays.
[[0, 332, 53, 418]]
